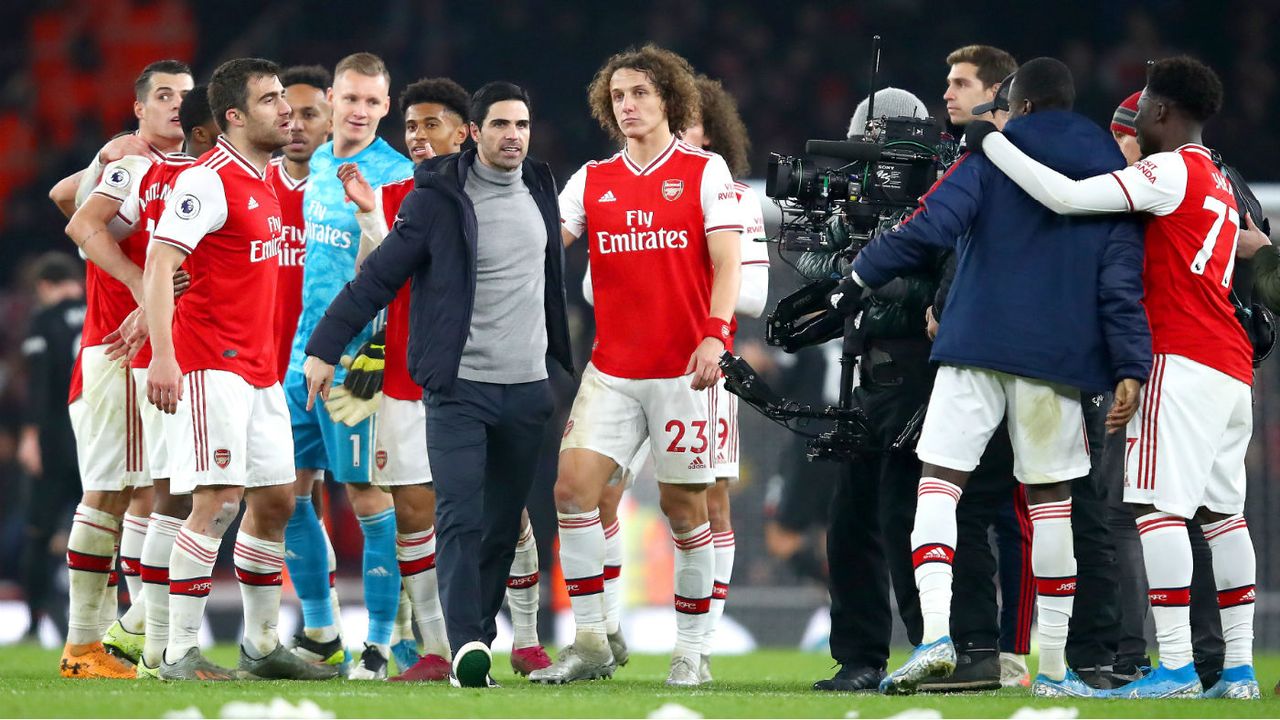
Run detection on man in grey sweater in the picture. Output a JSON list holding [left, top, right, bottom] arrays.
[[304, 82, 573, 687]]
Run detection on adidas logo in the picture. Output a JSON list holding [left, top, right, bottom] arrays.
[[366, 566, 392, 577], [687, 456, 706, 470], [598, 190, 617, 203], [247, 196, 259, 210], [922, 547, 950, 561]]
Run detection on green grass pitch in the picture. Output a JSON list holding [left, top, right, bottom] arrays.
[[3, 644, 1280, 717]]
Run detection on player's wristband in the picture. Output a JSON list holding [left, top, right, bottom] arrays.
[[702, 317, 732, 345]]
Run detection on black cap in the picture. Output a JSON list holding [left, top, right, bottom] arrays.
[[972, 71, 1015, 116]]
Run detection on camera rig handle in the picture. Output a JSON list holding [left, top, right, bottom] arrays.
[[765, 278, 847, 353]]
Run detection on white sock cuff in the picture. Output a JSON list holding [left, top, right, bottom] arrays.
[[123, 513, 150, 534], [558, 509, 601, 533], [74, 504, 121, 534], [673, 522, 712, 550], [517, 522, 535, 547], [149, 513, 184, 536], [713, 530, 735, 548], [1028, 498, 1073, 525], [396, 528, 436, 561], [1136, 511, 1186, 537], [233, 532, 284, 573], [917, 477, 962, 502], [174, 528, 220, 569], [1202, 514, 1248, 543]]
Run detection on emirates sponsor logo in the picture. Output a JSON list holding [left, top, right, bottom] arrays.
[[214, 448, 231, 468], [661, 179, 684, 201], [375, 450, 388, 469]]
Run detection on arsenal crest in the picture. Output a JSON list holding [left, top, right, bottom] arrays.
[[214, 448, 231, 469], [661, 179, 684, 201], [376, 450, 388, 470]]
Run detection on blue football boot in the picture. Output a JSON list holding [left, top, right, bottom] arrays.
[[879, 636, 957, 695], [1202, 665, 1260, 699], [1102, 662, 1201, 699], [1032, 669, 1095, 698]]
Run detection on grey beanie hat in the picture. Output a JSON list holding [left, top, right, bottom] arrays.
[[847, 87, 929, 138]]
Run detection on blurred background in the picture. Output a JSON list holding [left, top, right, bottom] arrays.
[[1, 0, 1278, 654]]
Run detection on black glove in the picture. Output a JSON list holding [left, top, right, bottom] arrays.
[[828, 278, 865, 316], [343, 328, 386, 400], [963, 120, 999, 155]]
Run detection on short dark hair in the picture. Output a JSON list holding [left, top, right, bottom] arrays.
[[208, 58, 281, 132], [1146, 56, 1223, 123], [33, 252, 82, 284], [1011, 57, 1075, 111], [179, 84, 212, 137], [469, 82, 531, 126], [946, 45, 1018, 88], [280, 64, 331, 91], [134, 59, 192, 100], [400, 77, 471, 122]]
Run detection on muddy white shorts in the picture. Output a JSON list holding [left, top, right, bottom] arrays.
[[69, 344, 150, 491]]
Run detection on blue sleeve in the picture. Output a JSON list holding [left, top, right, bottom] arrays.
[[1098, 218, 1152, 382], [851, 154, 985, 289], [305, 188, 438, 364]]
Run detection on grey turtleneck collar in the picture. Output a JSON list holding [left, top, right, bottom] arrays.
[[471, 157, 523, 186]]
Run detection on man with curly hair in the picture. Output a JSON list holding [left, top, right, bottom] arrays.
[[973, 56, 1259, 700], [531, 45, 742, 687]]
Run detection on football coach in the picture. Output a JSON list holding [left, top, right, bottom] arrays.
[[302, 81, 573, 687]]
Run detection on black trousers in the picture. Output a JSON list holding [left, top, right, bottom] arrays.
[[950, 427, 1031, 655], [1066, 392, 1121, 668], [425, 377, 554, 653], [826, 346, 932, 670]]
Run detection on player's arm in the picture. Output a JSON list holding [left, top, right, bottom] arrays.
[[65, 156, 153, 303], [849, 155, 984, 290], [53, 135, 154, 217], [49, 172, 82, 219], [338, 162, 390, 269], [558, 166, 588, 249], [688, 156, 744, 389], [1096, 218, 1152, 430], [305, 187, 436, 408], [146, 166, 227, 413], [979, 132, 1181, 216]]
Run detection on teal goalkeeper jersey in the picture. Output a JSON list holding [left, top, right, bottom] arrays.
[[289, 137, 412, 380]]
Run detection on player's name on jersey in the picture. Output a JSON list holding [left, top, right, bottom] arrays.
[[306, 221, 356, 249]]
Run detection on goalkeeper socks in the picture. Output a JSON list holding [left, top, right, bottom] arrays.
[[167, 527, 221, 661], [1203, 514, 1256, 669], [1029, 498, 1075, 682], [234, 532, 285, 657], [704, 530, 735, 656], [397, 527, 450, 658], [1136, 512, 1193, 669], [66, 504, 120, 645], [558, 509, 608, 647], [119, 513, 149, 634], [284, 495, 336, 639], [101, 549, 120, 635], [911, 478, 961, 644], [672, 522, 714, 661], [506, 522, 540, 649], [141, 513, 182, 667], [358, 508, 400, 646], [602, 519, 623, 635]]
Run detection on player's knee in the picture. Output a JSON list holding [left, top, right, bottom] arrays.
[[346, 482, 392, 516], [658, 483, 709, 531], [156, 491, 192, 519], [389, 485, 435, 532], [1025, 480, 1070, 505], [553, 477, 591, 513], [706, 482, 732, 532]]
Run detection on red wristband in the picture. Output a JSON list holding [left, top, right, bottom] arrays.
[[703, 317, 731, 344]]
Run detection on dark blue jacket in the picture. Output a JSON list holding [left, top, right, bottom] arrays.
[[306, 150, 574, 393], [850, 110, 1151, 393]]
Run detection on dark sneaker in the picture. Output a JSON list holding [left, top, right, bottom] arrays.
[[290, 631, 346, 669], [919, 649, 1000, 692], [813, 665, 886, 692], [348, 643, 389, 680], [451, 641, 492, 688], [240, 643, 340, 680], [159, 646, 236, 681]]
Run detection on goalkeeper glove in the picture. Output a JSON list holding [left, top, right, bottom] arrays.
[[325, 385, 381, 427], [344, 328, 385, 400]]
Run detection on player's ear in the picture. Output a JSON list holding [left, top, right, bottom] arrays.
[[469, 122, 481, 143], [134, 99, 145, 122]]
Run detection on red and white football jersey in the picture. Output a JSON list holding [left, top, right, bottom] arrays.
[[266, 157, 308, 383], [729, 181, 770, 350], [152, 137, 284, 388], [561, 137, 743, 379], [1111, 143, 1252, 384], [375, 178, 420, 401]]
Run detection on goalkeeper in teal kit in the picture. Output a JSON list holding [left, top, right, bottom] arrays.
[[282, 53, 413, 680]]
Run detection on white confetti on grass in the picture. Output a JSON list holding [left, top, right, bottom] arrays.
[[886, 710, 942, 719], [647, 702, 704, 719], [218, 698, 334, 719], [1010, 707, 1080, 719]]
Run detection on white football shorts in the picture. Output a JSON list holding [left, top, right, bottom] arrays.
[[69, 344, 150, 491], [373, 395, 431, 487]]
